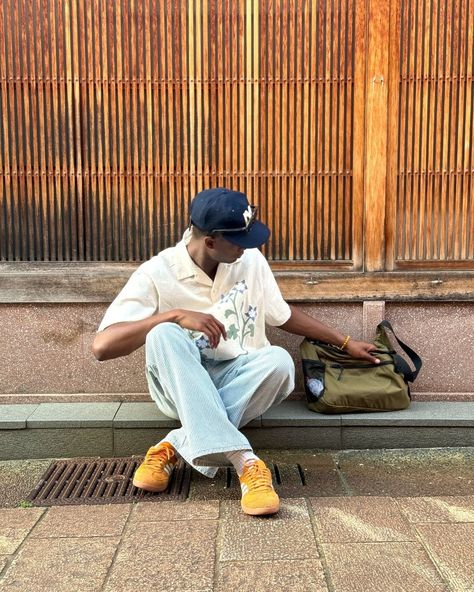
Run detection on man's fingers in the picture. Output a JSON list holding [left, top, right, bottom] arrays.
[[204, 317, 226, 348], [216, 319, 227, 339], [207, 317, 227, 345], [364, 350, 380, 364], [205, 324, 221, 348], [177, 311, 227, 348]]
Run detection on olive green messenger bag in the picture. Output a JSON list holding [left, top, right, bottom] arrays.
[[300, 321, 422, 414]]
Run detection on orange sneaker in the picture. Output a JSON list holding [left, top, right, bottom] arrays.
[[239, 459, 280, 516], [132, 442, 177, 493]]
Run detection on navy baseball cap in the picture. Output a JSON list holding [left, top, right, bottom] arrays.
[[190, 188, 271, 248]]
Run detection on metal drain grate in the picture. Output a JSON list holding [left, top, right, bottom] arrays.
[[191, 462, 316, 500], [26, 456, 191, 506], [222, 463, 307, 489]]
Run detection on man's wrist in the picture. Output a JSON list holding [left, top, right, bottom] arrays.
[[151, 309, 183, 327], [166, 309, 183, 325], [338, 335, 351, 351]]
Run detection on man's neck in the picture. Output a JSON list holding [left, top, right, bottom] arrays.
[[186, 240, 218, 280]]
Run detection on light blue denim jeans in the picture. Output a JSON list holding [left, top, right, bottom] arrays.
[[145, 322, 295, 477]]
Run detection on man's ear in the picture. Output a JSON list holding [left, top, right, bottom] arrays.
[[204, 235, 216, 250]]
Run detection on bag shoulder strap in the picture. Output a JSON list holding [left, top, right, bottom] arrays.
[[378, 320, 422, 382]]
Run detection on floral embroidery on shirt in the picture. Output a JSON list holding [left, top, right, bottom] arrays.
[[245, 305, 257, 321], [187, 330, 211, 352], [220, 280, 257, 353], [195, 335, 211, 350]]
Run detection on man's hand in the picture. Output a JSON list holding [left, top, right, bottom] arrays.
[[345, 339, 380, 364], [175, 309, 227, 348]]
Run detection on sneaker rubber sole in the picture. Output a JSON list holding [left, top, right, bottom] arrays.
[[241, 499, 280, 516], [132, 478, 169, 493]]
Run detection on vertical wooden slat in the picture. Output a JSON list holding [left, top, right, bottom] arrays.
[[464, 0, 473, 259], [0, 1, 10, 260], [364, 0, 390, 271], [187, 0, 196, 201], [272, 0, 281, 260], [351, 0, 365, 269]]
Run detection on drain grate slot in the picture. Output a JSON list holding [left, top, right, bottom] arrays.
[[296, 463, 307, 486], [26, 457, 191, 506], [273, 463, 283, 485]]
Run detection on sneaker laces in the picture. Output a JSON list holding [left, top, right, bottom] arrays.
[[242, 461, 273, 492], [143, 445, 175, 471]]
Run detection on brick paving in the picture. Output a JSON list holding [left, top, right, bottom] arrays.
[[0, 449, 473, 591], [0, 495, 473, 591]]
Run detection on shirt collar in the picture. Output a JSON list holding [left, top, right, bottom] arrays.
[[174, 229, 243, 285], [174, 230, 215, 286], [174, 238, 199, 281]]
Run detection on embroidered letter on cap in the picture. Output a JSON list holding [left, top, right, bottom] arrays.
[[243, 205, 253, 228]]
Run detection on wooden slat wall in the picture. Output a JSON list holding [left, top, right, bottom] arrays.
[[394, 0, 474, 266], [0, 0, 358, 264]]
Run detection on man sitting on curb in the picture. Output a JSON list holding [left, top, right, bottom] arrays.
[[93, 188, 379, 516]]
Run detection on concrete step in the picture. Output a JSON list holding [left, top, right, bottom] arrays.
[[1, 400, 474, 460]]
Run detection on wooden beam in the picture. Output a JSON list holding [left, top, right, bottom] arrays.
[[364, 0, 390, 271], [0, 263, 472, 303]]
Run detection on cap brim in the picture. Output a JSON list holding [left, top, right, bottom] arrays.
[[220, 221, 271, 248]]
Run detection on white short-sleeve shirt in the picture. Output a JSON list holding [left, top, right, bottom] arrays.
[[98, 231, 291, 361]]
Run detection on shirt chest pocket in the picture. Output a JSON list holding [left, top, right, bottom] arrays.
[[158, 282, 213, 313]]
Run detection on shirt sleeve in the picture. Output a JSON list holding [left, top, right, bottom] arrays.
[[97, 270, 159, 332], [257, 252, 292, 326]]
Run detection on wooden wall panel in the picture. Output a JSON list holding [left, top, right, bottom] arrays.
[[390, 0, 474, 268], [0, 0, 360, 266]]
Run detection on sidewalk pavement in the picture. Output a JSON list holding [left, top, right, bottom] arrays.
[[0, 448, 473, 592]]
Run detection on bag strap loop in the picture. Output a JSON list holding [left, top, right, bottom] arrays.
[[378, 320, 422, 382]]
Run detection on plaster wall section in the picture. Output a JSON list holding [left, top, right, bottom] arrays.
[[0, 302, 472, 402]]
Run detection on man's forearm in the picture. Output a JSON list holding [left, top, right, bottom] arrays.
[[92, 310, 179, 361], [278, 305, 347, 348]]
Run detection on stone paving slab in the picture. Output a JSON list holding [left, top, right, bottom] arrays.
[[215, 559, 329, 592], [0, 508, 45, 554], [129, 500, 220, 523], [0, 537, 119, 592], [0, 459, 52, 507], [103, 520, 217, 592], [29, 504, 131, 538], [310, 496, 415, 543], [336, 448, 474, 496], [219, 519, 319, 561], [322, 542, 449, 592], [113, 402, 180, 428], [26, 402, 121, 428], [220, 498, 309, 521], [0, 405, 39, 429], [415, 523, 474, 591], [397, 495, 474, 523], [340, 401, 474, 425]]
